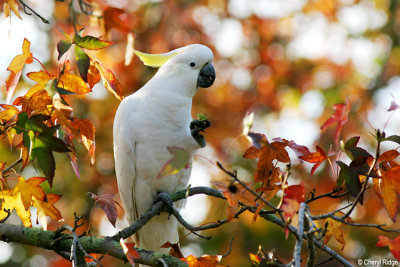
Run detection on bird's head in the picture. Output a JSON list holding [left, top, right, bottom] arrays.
[[134, 44, 216, 90]]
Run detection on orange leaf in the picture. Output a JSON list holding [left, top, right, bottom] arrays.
[[33, 194, 62, 230], [87, 60, 101, 88], [161, 241, 184, 258], [12, 176, 46, 210], [182, 254, 226, 267], [92, 59, 124, 100], [57, 73, 92, 95], [380, 166, 400, 222], [377, 235, 400, 260], [14, 89, 52, 116], [299, 146, 327, 175], [120, 239, 140, 266], [0, 190, 31, 227]]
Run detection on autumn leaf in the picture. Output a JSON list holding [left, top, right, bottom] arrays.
[[320, 99, 350, 143], [73, 34, 112, 50], [12, 176, 46, 210], [181, 254, 227, 267], [91, 58, 124, 100], [161, 241, 184, 258], [0, 190, 31, 227], [249, 253, 260, 266], [120, 239, 140, 266], [387, 100, 399, 112], [211, 180, 256, 222], [33, 194, 62, 230], [299, 146, 327, 175], [377, 235, 400, 260], [6, 38, 34, 104], [103, 7, 134, 33], [90, 193, 121, 227], [323, 212, 353, 250], [0, 104, 19, 124], [57, 73, 92, 95], [87, 60, 101, 88], [380, 166, 400, 222], [26, 71, 55, 97], [157, 147, 191, 178], [57, 39, 73, 60], [341, 136, 372, 160], [244, 134, 290, 184], [281, 184, 305, 222], [4, 0, 22, 19]]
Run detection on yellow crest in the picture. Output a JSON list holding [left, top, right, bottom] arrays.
[[133, 49, 181, 67]]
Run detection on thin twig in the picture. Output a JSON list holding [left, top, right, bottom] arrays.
[[18, 0, 49, 23], [222, 238, 234, 258], [2, 158, 23, 176], [306, 187, 348, 203]]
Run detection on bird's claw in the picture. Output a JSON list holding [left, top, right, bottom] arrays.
[[190, 119, 211, 148], [155, 192, 174, 218]]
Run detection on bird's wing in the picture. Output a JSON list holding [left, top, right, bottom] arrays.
[[113, 125, 137, 225]]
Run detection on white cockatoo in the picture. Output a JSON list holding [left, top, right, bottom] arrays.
[[113, 44, 215, 253]]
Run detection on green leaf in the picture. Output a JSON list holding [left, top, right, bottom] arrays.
[[382, 135, 400, 145], [37, 133, 71, 153], [33, 147, 55, 187], [342, 136, 371, 159], [73, 35, 112, 50], [197, 113, 208, 121], [336, 161, 362, 199], [57, 39, 72, 61], [157, 147, 191, 178], [75, 46, 90, 82], [16, 112, 48, 133]]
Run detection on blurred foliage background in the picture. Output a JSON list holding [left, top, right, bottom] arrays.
[[1, 0, 400, 266]]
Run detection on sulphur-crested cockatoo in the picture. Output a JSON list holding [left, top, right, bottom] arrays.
[[113, 44, 215, 253]]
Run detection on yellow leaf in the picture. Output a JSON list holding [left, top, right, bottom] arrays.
[[7, 38, 33, 74], [4, 0, 22, 19], [57, 73, 92, 95], [0, 190, 31, 227], [26, 71, 54, 97], [33, 194, 62, 230], [12, 176, 46, 210], [323, 211, 353, 250], [91, 59, 124, 100]]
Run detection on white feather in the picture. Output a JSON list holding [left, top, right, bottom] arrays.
[[113, 44, 214, 253]]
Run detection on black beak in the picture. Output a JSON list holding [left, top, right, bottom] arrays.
[[197, 63, 215, 88]]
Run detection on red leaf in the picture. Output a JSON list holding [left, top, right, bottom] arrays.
[[388, 100, 400, 112], [377, 235, 400, 260], [320, 99, 350, 143], [299, 146, 327, 175], [90, 193, 121, 227]]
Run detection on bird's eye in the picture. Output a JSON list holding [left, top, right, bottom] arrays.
[[190, 62, 196, 68]]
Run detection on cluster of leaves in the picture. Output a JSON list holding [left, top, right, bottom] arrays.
[[0, 34, 123, 233], [208, 99, 400, 263]]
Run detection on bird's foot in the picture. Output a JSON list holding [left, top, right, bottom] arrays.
[[190, 119, 211, 148], [155, 192, 174, 218]]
